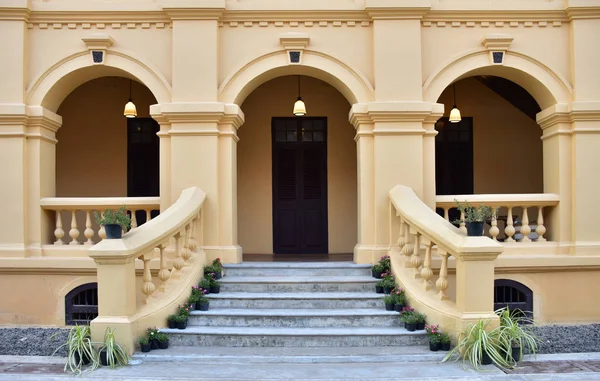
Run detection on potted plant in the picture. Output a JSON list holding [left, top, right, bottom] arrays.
[[440, 333, 451, 351], [212, 258, 223, 279], [174, 314, 187, 330], [156, 332, 169, 349], [51, 325, 98, 374], [190, 285, 206, 310], [371, 263, 384, 279], [415, 312, 427, 330], [94, 206, 131, 239], [199, 279, 211, 294], [425, 324, 442, 351], [208, 273, 221, 294], [381, 277, 395, 294], [97, 328, 129, 368], [383, 295, 395, 311], [196, 293, 210, 311], [139, 337, 151, 353], [146, 327, 159, 350], [392, 288, 405, 312], [399, 306, 415, 328], [496, 307, 539, 364], [167, 314, 177, 329], [404, 313, 419, 332], [442, 319, 513, 369], [375, 279, 384, 294], [455, 200, 494, 237]]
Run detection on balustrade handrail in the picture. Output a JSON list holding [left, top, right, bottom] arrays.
[[436, 193, 560, 208], [89, 188, 204, 260], [40, 196, 160, 210], [391, 186, 503, 255]]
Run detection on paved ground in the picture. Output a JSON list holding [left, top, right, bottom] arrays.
[[1, 353, 600, 380]]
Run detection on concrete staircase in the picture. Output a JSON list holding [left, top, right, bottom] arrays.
[[146, 262, 433, 363]]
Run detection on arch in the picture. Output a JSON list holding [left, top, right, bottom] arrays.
[[64, 282, 98, 326], [423, 49, 572, 110], [27, 49, 171, 113], [494, 279, 534, 320], [219, 49, 374, 106]]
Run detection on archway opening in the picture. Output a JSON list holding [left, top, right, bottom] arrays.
[[237, 75, 357, 257]]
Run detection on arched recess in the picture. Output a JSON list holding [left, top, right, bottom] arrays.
[[219, 49, 374, 107], [494, 279, 534, 320], [27, 50, 171, 112], [64, 282, 98, 325], [423, 49, 572, 110]]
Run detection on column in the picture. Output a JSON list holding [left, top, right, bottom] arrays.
[[422, 105, 444, 210], [217, 105, 244, 263], [152, 114, 172, 212], [350, 105, 376, 263], [537, 105, 572, 249], [26, 107, 62, 256]]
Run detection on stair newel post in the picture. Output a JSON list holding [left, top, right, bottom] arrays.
[[410, 232, 423, 278], [172, 232, 184, 279], [54, 210, 65, 245], [436, 252, 450, 300], [420, 241, 434, 290], [158, 244, 171, 292], [141, 251, 156, 304]]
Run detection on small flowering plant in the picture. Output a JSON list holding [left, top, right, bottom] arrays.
[[399, 306, 415, 322], [206, 272, 221, 287], [212, 258, 223, 271], [146, 327, 159, 340], [177, 304, 191, 317], [425, 324, 442, 338], [392, 288, 406, 306]]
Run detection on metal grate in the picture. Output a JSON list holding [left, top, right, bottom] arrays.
[[65, 283, 98, 325], [494, 279, 533, 321]]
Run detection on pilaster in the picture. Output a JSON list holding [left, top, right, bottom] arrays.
[[0, 0, 29, 103]]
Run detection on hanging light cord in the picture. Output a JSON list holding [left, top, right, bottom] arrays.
[[297, 75, 301, 99], [129, 79, 133, 101]]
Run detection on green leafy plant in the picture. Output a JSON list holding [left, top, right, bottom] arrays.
[[212, 258, 223, 271], [496, 307, 540, 363], [415, 312, 427, 323], [429, 334, 442, 346], [51, 325, 98, 374], [156, 332, 169, 343], [167, 314, 177, 323], [94, 206, 132, 230], [442, 319, 513, 370], [206, 272, 221, 287], [380, 277, 395, 289], [455, 200, 495, 223], [404, 314, 420, 324], [199, 278, 211, 290], [375, 279, 385, 287], [440, 332, 451, 345], [372, 263, 385, 277], [399, 306, 415, 322], [177, 304, 191, 317], [383, 295, 394, 304], [98, 328, 129, 369], [139, 337, 149, 346], [174, 314, 187, 323]]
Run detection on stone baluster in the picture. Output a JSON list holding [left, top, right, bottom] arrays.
[[436, 252, 449, 300], [388, 202, 394, 254], [505, 207, 515, 242], [172, 232, 184, 278], [401, 226, 414, 268], [130, 210, 138, 230], [98, 211, 106, 240], [397, 217, 406, 250], [141, 252, 156, 304], [145, 210, 152, 225], [443, 208, 449, 221], [157, 244, 171, 291], [54, 210, 65, 245], [189, 217, 198, 251], [520, 206, 531, 242], [410, 232, 422, 278], [181, 224, 192, 264], [84, 211, 94, 245], [69, 210, 80, 245], [420, 241, 434, 290], [489, 209, 499, 241], [459, 211, 467, 235], [536, 206, 547, 241]]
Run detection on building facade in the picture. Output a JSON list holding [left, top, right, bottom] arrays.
[[1, 0, 600, 347]]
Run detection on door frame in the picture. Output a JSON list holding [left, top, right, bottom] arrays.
[[271, 116, 329, 254]]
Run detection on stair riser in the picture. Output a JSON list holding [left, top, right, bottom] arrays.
[[208, 298, 383, 309], [166, 334, 428, 347], [188, 315, 400, 328], [133, 354, 445, 364], [223, 268, 371, 277], [220, 283, 375, 293]]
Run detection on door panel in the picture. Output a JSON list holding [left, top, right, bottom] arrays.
[[272, 117, 328, 254]]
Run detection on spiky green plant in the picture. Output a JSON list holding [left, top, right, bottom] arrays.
[[495, 307, 540, 364], [98, 328, 130, 369], [51, 325, 99, 374]]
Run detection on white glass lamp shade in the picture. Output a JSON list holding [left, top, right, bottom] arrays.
[[293, 98, 306, 116], [124, 100, 137, 118], [449, 106, 461, 123]]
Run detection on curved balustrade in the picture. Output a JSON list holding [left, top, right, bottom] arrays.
[[87, 187, 206, 354], [436, 194, 559, 242], [40, 197, 160, 245], [389, 185, 503, 336]]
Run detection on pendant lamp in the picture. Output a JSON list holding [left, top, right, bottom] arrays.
[[293, 76, 306, 116], [124, 79, 137, 118], [449, 82, 461, 123]]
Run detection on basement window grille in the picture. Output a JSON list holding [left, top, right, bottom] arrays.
[[494, 279, 533, 322], [65, 283, 98, 326]]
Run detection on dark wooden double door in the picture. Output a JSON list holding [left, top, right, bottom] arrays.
[[272, 117, 328, 254]]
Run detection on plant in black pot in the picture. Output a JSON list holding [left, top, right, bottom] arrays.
[[175, 304, 191, 329], [455, 200, 495, 237], [97, 328, 129, 368], [371, 263, 384, 279], [146, 327, 160, 350], [207, 273, 221, 293], [156, 332, 169, 349], [426, 324, 442, 351], [380, 276, 395, 294], [139, 337, 151, 353], [404, 313, 419, 332], [399, 306, 415, 328], [392, 288, 406, 312], [199, 278, 212, 294], [94, 206, 131, 239], [375, 279, 385, 294], [496, 306, 539, 365], [167, 314, 177, 329], [383, 295, 395, 311], [51, 325, 99, 374], [211, 258, 223, 279], [196, 292, 210, 311], [440, 332, 451, 351], [415, 312, 427, 330]]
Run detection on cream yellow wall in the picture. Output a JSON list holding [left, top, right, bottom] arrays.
[[56, 77, 157, 197], [238, 75, 357, 254], [437, 77, 543, 194]]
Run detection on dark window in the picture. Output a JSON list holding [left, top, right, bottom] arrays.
[[65, 283, 98, 325], [494, 279, 533, 321]]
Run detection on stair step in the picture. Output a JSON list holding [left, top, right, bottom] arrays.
[[207, 292, 384, 309], [133, 346, 444, 364], [162, 327, 427, 347], [188, 308, 399, 328], [223, 262, 372, 277], [220, 276, 377, 293]]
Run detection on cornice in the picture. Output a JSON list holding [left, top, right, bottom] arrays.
[[423, 9, 568, 23], [0, 7, 30, 21], [27, 10, 170, 24], [222, 10, 370, 23], [162, 8, 225, 21], [566, 6, 600, 20]]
